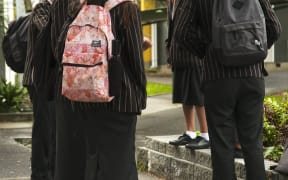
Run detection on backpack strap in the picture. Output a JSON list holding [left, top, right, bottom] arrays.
[[104, 0, 133, 11]]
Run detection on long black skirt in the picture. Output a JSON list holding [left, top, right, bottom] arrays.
[[54, 100, 138, 180]]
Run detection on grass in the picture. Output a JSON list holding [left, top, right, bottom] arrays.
[[146, 82, 172, 96]]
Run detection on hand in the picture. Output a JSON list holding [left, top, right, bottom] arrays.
[[143, 36, 152, 51]]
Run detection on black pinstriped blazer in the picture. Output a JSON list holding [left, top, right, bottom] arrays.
[[187, 0, 281, 82], [23, 1, 52, 86], [166, 0, 203, 69], [51, 0, 147, 114]]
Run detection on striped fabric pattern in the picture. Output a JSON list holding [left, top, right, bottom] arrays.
[[51, 0, 147, 114], [23, 1, 51, 86], [166, 0, 203, 68]]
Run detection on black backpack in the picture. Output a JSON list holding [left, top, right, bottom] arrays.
[[212, 0, 268, 67], [2, 15, 30, 73]]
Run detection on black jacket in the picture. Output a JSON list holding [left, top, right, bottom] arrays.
[[23, 1, 56, 100], [166, 0, 203, 68]]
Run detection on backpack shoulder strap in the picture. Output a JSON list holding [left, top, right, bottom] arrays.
[[104, 0, 133, 11]]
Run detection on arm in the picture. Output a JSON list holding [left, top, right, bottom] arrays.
[[143, 36, 152, 51], [259, 0, 282, 49], [176, 0, 207, 59], [166, 0, 172, 64], [166, 1, 171, 48], [32, 2, 51, 31], [121, 3, 147, 108], [50, 0, 69, 59]]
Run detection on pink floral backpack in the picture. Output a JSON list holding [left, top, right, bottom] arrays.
[[61, 0, 131, 102]]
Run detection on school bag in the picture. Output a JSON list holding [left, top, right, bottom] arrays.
[[61, 0, 130, 102], [212, 0, 268, 67], [2, 15, 30, 73]]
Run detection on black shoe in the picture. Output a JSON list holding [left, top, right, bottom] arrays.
[[234, 148, 244, 158], [185, 136, 210, 149], [169, 134, 193, 146]]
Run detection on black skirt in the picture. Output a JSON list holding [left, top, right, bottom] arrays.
[[173, 67, 204, 106], [54, 100, 138, 180]]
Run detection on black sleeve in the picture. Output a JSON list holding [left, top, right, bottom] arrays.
[[32, 2, 51, 31], [121, 3, 147, 109], [259, 0, 282, 49], [176, 0, 207, 59], [50, 0, 69, 59]]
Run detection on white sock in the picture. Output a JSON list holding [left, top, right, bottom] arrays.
[[201, 133, 209, 141], [186, 131, 197, 139]]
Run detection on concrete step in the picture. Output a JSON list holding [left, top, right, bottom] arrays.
[[137, 147, 211, 180], [136, 135, 288, 180], [0, 112, 33, 122]]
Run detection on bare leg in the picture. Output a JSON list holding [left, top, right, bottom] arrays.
[[183, 105, 195, 131], [185, 105, 210, 149], [235, 131, 242, 149], [195, 106, 208, 133], [235, 143, 241, 149]]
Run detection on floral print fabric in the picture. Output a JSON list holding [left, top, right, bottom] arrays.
[[61, 4, 115, 102]]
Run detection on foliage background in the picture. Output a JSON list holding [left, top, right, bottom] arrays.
[[0, 77, 30, 112], [263, 91, 288, 161]]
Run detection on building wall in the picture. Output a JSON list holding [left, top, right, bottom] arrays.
[[275, 5, 288, 62], [140, 0, 155, 65], [140, 0, 167, 68]]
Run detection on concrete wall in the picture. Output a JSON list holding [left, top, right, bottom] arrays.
[[137, 136, 288, 180]]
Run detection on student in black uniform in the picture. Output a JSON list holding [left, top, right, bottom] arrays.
[[51, 0, 146, 179], [166, 0, 210, 150], [23, 0, 56, 179], [181, 0, 281, 179]]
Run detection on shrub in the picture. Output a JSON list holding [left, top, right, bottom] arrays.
[[263, 91, 288, 161], [0, 78, 30, 112]]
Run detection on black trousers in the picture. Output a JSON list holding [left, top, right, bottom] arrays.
[[54, 100, 138, 180], [203, 78, 266, 180], [28, 86, 56, 180]]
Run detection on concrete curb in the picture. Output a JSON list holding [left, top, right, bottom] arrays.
[[137, 135, 288, 180]]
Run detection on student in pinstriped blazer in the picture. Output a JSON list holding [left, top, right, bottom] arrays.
[[180, 0, 281, 179], [23, 0, 56, 179], [50, 0, 146, 179], [166, 0, 210, 149]]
